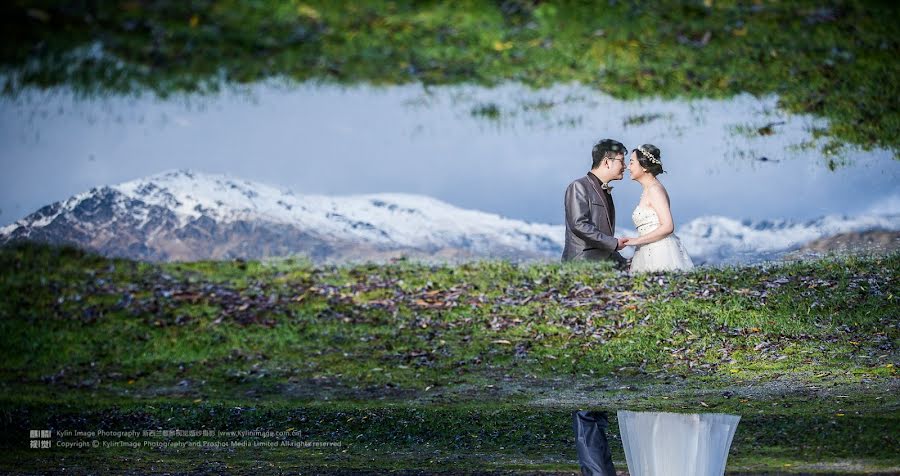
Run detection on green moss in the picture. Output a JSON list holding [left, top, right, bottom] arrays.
[[2, 395, 897, 472], [1, 241, 897, 471]]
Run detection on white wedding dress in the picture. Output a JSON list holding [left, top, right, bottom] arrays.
[[630, 205, 694, 273], [617, 411, 741, 476]]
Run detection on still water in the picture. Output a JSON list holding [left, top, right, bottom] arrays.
[[1, 81, 897, 261]]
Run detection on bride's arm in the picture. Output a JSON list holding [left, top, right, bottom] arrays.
[[627, 186, 674, 246]]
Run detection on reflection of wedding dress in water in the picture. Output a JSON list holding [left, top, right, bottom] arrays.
[[630, 205, 694, 273], [617, 411, 741, 476]]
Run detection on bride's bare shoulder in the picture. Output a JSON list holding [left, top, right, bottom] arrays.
[[647, 182, 671, 207]]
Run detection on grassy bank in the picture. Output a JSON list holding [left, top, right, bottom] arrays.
[[1, 241, 897, 473], [2, 1, 899, 159]]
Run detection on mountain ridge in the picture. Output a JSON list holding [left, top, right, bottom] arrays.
[[2, 169, 898, 264], [0, 169, 564, 262]]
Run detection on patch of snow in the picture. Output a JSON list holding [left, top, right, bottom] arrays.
[[679, 213, 900, 264], [110, 169, 566, 253]]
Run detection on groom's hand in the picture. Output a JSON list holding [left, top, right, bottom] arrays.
[[616, 237, 629, 250]]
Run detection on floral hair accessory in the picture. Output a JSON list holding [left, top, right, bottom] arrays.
[[638, 147, 661, 165]]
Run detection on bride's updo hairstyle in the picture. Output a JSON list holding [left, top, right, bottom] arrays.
[[633, 144, 665, 176]]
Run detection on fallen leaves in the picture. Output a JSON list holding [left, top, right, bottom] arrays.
[[10, 245, 895, 387]]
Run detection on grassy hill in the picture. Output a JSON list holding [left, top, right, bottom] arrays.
[[1, 241, 897, 473]]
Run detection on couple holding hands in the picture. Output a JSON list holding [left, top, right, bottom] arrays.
[[562, 138, 694, 273]]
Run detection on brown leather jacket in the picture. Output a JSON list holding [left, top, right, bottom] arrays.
[[562, 173, 627, 266]]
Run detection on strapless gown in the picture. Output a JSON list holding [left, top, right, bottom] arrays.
[[630, 205, 694, 273], [617, 411, 741, 476]]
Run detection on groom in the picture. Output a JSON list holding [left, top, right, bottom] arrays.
[[562, 138, 629, 268]]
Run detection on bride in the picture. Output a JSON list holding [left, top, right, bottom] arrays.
[[617, 410, 741, 476], [622, 144, 694, 273]]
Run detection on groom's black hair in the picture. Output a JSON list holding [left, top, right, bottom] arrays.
[[591, 139, 627, 169]]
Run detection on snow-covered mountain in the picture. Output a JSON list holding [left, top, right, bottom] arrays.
[[0, 169, 564, 262], [676, 213, 900, 265], [1, 169, 897, 264]]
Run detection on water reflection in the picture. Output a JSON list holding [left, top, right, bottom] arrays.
[[0, 82, 897, 261]]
